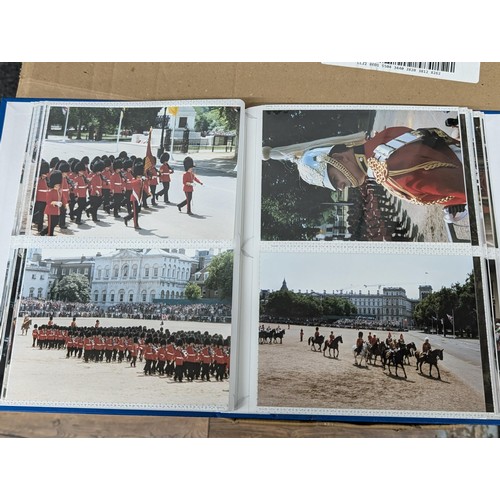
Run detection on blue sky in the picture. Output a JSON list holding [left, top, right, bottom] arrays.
[[260, 252, 474, 300]]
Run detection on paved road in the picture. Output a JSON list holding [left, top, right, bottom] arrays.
[[359, 328, 486, 395]]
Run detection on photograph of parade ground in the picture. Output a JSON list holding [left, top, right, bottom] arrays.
[[1, 246, 234, 409], [257, 251, 493, 413], [25, 103, 241, 240], [261, 108, 472, 243]]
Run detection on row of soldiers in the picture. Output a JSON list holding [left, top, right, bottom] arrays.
[[31, 323, 230, 382], [33, 150, 175, 235]]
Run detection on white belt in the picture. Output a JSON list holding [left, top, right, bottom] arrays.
[[372, 131, 424, 163]]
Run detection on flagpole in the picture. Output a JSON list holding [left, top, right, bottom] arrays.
[[62, 107, 70, 143], [116, 108, 124, 152], [170, 114, 176, 161]]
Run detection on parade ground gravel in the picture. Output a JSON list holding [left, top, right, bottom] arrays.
[[4, 317, 231, 410], [257, 324, 487, 413]]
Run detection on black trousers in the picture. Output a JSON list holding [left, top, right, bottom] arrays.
[[178, 192, 193, 214], [156, 181, 170, 202], [33, 201, 46, 231]]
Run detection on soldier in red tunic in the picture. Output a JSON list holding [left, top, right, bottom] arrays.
[[40, 170, 63, 236], [33, 160, 50, 234], [173, 338, 186, 382], [124, 160, 145, 230], [110, 159, 124, 218], [73, 162, 89, 225], [177, 157, 203, 215], [156, 152, 174, 203]]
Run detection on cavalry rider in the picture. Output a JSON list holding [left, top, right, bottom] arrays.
[[355, 331, 364, 354], [328, 331, 335, 347], [422, 337, 432, 359], [314, 326, 320, 340]]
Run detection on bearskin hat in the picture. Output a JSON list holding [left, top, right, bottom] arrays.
[[183, 156, 194, 171], [160, 152, 170, 163], [57, 161, 70, 173], [48, 170, 62, 188], [39, 160, 50, 177]]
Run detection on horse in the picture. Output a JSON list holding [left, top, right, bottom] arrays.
[[368, 341, 387, 366], [21, 316, 31, 336], [415, 349, 444, 379], [258, 329, 272, 344], [323, 335, 343, 358], [353, 341, 369, 367], [273, 329, 285, 344], [308, 335, 325, 352], [382, 348, 408, 378], [404, 342, 417, 364]]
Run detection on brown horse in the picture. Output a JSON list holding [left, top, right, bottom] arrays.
[[323, 335, 343, 358], [308, 335, 325, 352], [415, 349, 444, 379]]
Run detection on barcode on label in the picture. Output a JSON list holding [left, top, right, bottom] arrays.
[[383, 62, 456, 73], [323, 62, 480, 83]]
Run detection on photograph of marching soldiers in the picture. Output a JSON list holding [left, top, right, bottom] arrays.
[[261, 108, 472, 243], [1, 246, 234, 408], [28, 103, 241, 239], [257, 251, 494, 413]]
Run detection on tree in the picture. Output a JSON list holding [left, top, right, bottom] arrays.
[[204, 251, 234, 299], [51, 274, 90, 303], [184, 282, 202, 300]]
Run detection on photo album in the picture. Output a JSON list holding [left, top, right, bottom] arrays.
[[1, 98, 500, 424]]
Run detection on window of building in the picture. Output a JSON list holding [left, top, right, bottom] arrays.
[[40, 274, 44, 280], [144, 266, 150, 278], [84, 268, 89, 275], [129, 293, 134, 302], [29, 288, 34, 298], [102, 292, 107, 303], [105, 267, 110, 278], [123, 265, 129, 278], [142, 290, 147, 302], [113, 266, 119, 278], [110, 293, 115, 303], [94, 292, 99, 302], [178, 117, 188, 128], [31, 274, 36, 279], [97, 268, 102, 279], [153, 266, 158, 278], [132, 265, 137, 278], [119, 291, 124, 302], [37, 288, 43, 299], [150, 291, 156, 301]]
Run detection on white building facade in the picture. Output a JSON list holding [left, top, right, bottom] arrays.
[[22, 258, 51, 299], [90, 249, 196, 306]]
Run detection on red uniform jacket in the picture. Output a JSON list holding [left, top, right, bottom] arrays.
[[159, 163, 173, 182], [44, 188, 62, 216], [35, 177, 49, 202], [75, 175, 88, 198], [182, 171, 202, 193], [89, 173, 103, 197], [364, 126, 466, 206], [128, 178, 143, 203], [110, 171, 124, 194]]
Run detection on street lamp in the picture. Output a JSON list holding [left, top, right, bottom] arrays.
[[158, 107, 168, 157]]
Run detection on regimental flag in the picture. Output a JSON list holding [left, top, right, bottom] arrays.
[[61, 107, 68, 116], [144, 127, 155, 173], [167, 106, 178, 116], [447, 313, 454, 324]]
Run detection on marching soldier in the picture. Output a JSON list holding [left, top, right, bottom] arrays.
[[177, 157, 203, 215], [33, 160, 50, 233], [124, 160, 145, 230], [156, 152, 174, 203], [40, 170, 63, 236]]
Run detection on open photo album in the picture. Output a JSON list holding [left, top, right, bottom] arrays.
[[1, 98, 500, 423]]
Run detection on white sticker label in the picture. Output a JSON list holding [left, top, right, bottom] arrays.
[[324, 62, 480, 83]]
